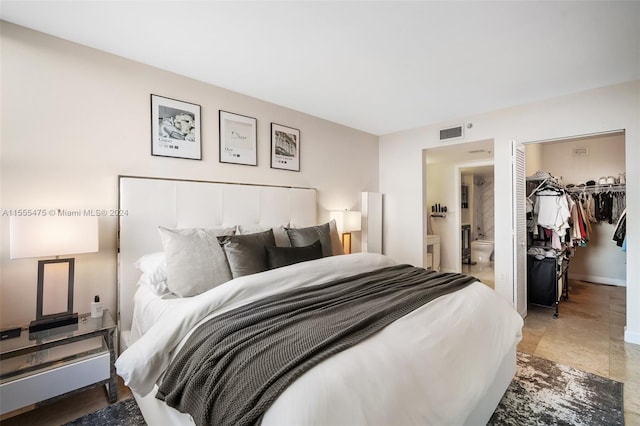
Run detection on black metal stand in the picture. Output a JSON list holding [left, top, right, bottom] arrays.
[[29, 313, 78, 333]]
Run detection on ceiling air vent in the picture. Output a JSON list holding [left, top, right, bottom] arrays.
[[573, 147, 589, 157], [440, 125, 464, 141]]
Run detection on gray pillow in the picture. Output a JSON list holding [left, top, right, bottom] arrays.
[[237, 224, 291, 247], [286, 222, 333, 257], [158, 226, 235, 297], [219, 229, 276, 278]]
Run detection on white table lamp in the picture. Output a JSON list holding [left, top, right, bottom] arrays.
[[330, 210, 361, 254], [10, 214, 99, 332]]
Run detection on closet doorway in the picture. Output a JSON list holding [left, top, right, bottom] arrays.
[[518, 130, 627, 317]]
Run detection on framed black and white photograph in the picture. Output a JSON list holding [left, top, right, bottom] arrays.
[[270, 123, 300, 172], [219, 110, 257, 166], [151, 94, 201, 160]]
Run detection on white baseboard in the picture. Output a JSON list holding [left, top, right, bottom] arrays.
[[567, 273, 626, 287], [624, 327, 640, 346]]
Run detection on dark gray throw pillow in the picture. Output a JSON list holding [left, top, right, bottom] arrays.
[[219, 229, 276, 278], [265, 240, 323, 269], [286, 222, 333, 257]]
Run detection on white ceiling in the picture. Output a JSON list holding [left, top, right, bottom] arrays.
[[2, 1, 639, 136]]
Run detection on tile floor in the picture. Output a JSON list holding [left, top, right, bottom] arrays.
[[519, 279, 640, 425], [462, 262, 495, 288]]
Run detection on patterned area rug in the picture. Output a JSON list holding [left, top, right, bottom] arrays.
[[66, 352, 623, 425], [64, 398, 145, 426], [489, 352, 624, 425]]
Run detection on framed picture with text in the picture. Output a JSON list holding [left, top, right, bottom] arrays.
[[219, 110, 257, 166], [151, 94, 201, 160], [270, 123, 300, 172]]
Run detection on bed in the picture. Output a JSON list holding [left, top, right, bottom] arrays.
[[115, 176, 523, 426]]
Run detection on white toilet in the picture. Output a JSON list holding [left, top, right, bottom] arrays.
[[471, 240, 494, 266]]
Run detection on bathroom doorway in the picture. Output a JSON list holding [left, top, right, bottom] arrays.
[[424, 139, 494, 284], [458, 163, 495, 288]]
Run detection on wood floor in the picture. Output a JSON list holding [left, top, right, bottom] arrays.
[[2, 278, 638, 425], [0, 378, 131, 425]]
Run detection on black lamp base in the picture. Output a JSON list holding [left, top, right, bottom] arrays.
[[29, 313, 78, 333]]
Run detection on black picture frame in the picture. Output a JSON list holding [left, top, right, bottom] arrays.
[[270, 123, 300, 172], [219, 110, 258, 166], [151, 94, 202, 160]]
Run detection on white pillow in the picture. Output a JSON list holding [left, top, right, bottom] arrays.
[[135, 252, 167, 285], [138, 275, 170, 296], [238, 224, 291, 247], [157, 226, 235, 297]]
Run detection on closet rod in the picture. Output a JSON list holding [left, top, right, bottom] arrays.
[[527, 176, 564, 199], [566, 184, 626, 194]]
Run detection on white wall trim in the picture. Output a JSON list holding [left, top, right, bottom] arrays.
[[567, 273, 626, 287]]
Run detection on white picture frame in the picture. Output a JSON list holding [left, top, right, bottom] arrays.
[[219, 110, 257, 166]]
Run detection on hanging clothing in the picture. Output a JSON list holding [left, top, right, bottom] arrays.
[[611, 192, 626, 224], [585, 193, 597, 223], [577, 199, 590, 239], [570, 196, 582, 242], [612, 209, 626, 248], [597, 192, 614, 223], [536, 190, 571, 238]]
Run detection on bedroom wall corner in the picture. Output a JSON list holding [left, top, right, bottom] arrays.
[[0, 22, 380, 328]]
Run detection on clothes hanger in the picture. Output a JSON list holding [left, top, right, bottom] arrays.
[[527, 176, 550, 199]]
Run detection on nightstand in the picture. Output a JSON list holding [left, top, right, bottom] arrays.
[[0, 310, 117, 415], [425, 235, 440, 272]]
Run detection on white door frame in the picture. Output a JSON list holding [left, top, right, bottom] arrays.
[[513, 129, 625, 318], [512, 140, 527, 317]]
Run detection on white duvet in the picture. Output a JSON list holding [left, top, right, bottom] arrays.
[[116, 253, 523, 425]]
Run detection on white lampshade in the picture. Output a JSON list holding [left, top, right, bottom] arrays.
[[10, 215, 99, 259], [344, 211, 361, 232], [330, 210, 361, 234]]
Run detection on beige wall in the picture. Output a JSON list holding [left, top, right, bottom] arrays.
[[525, 143, 543, 176], [0, 22, 379, 327]]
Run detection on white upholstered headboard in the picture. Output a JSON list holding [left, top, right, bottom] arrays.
[[117, 176, 317, 345]]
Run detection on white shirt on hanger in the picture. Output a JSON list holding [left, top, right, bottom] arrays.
[[536, 190, 571, 238]]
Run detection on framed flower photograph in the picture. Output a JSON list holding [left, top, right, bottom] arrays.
[[270, 123, 300, 172], [219, 110, 257, 166], [151, 94, 202, 160]]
